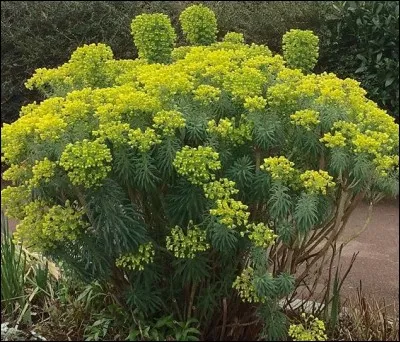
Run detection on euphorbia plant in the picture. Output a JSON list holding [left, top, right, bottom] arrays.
[[1, 6, 398, 340]]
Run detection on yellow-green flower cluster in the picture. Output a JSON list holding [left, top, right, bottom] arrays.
[[153, 110, 186, 136], [223, 32, 245, 44], [59, 139, 112, 188], [92, 121, 131, 145], [247, 223, 278, 249], [179, 4, 218, 46], [166, 224, 210, 259], [173, 146, 221, 185], [261, 156, 296, 182], [131, 13, 176, 63], [352, 131, 391, 155], [224, 66, 266, 100], [26, 43, 114, 93], [115, 242, 155, 271], [373, 154, 399, 177], [243, 55, 285, 76], [193, 85, 221, 104], [171, 46, 193, 61], [207, 116, 252, 145], [209, 198, 249, 229], [135, 63, 194, 98], [232, 267, 266, 303], [244, 96, 267, 112], [2, 163, 31, 185], [319, 132, 346, 148], [35, 114, 67, 141], [203, 178, 239, 200], [315, 74, 347, 106], [41, 200, 88, 244], [266, 69, 303, 108], [1, 185, 31, 220], [282, 29, 319, 73], [288, 313, 327, 341], [128, 128, 161, 152], [290, 109, 320, 130], [29, 158, 57, 188], [300, 170, 335, 195], [13, 200, 88, 251]]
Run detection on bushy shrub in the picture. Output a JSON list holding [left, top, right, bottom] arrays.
[[179, 4, 218, 45], [319, 1, 399, 119], [131, 13, 177, 63], [2, 6, 398, 341], [282, 29, 319, 73]]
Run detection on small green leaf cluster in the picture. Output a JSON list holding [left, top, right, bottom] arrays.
[[131, 13, 176, 63], [282, 29, 319, 73], [288, 313, 327, 341], [173, 146, 221, 185], [115, 242, 155, 271], [59, 139, 112, 188], [166, 224, 210, 259], [179, 4, 218, 46]]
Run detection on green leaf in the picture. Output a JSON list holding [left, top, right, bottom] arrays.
[[274, 272, 295, 297], [268, 183, 292, 220], [385, 77, 394, 87], [294, 193, 319, 234]]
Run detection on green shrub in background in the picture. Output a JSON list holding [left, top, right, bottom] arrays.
[[131, 13, 177, 63], [179, 4, 218, 46], [283, 29, 320, 73], [319, 1, 399, 119]]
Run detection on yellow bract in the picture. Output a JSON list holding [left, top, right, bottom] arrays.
[[115, 242, 155, 271], [166, 224, 210, 259], [300, 170, 335, 195]]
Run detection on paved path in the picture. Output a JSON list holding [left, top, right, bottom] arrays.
[[337, 198, 399, 309], [1, 181, 398, 310]]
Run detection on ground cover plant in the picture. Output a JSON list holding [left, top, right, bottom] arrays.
[[1, 4, 398, 341]]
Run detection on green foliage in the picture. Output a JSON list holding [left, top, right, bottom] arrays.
[[1, 211, 26, 317], [179, 4, 218, 46], [282, 29, 320, 73], [319, 1, 399, 119], [131, 13, 177, 63]]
